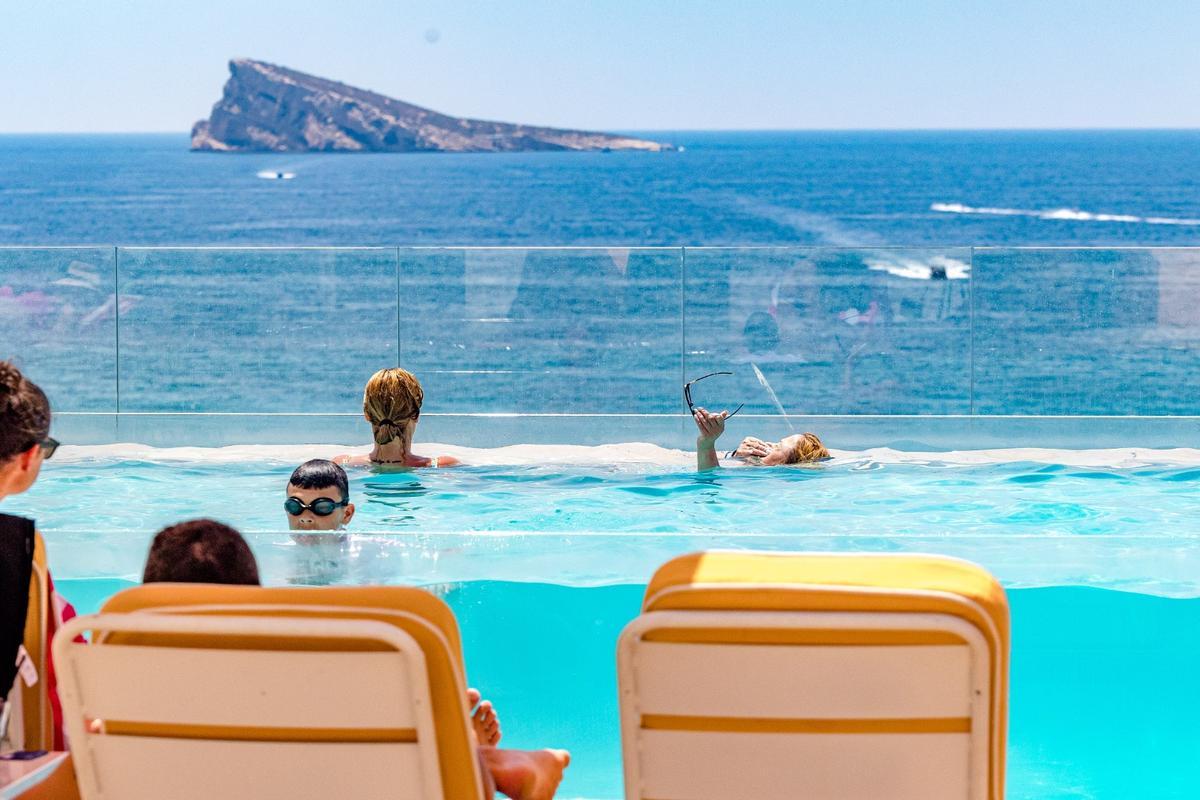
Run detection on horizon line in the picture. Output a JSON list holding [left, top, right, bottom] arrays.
[[4, 126, 1200, 136]]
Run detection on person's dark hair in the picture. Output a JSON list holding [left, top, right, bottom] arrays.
[[288, 458, 349, 502], [0, 361, 51, 461], [143, 519, 260, 585]]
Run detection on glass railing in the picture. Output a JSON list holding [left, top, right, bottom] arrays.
[[4, 246, 1199, 419]]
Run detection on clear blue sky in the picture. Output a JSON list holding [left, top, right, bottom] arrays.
[[3, 0, 1199, 132]]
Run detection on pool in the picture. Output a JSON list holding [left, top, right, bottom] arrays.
[[14, 442, 1200, 798]]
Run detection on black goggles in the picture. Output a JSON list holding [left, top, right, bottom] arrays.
[[684, 371, 744, 418], [284, 496, 349, 517]]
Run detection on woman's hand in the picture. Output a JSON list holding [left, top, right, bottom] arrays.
[[733, 436, 772, 459], [693, 407, 728, 445]]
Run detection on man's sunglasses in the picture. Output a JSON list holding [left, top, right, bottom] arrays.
[[284, 496, 349, 517], [29, 436, 59, 460], [684, 371, 744, 418]]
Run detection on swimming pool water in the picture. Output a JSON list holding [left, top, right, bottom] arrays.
[[21, 446, 1200, 798], [18, 446, 1200, 593], [52, 578, 1200, 800]]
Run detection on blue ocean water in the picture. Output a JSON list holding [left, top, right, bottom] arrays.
[[6, 131, 1200, 418], [3, 131, 1200, 246]]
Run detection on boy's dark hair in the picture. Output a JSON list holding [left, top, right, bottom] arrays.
[[288, 458, 349, 501], [143, 519, 260, 585]]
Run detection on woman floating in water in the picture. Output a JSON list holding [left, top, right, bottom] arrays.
[[692, 407, 829, 471], [335, 367, 460, 469]]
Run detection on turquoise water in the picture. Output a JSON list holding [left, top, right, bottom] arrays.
[[18, 452, 1200, 593], [20, 451, 1200, 797], [54, 578, 1200, 800]]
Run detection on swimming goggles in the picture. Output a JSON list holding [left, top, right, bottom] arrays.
[[684, 371, 744, 418], [284, 496, 349, 517]]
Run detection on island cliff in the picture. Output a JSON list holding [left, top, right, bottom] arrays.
[[192, 59, 670, 153]]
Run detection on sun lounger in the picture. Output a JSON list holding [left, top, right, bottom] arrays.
[[52, 584, 486, 800], [617, 551, 1009, 800]]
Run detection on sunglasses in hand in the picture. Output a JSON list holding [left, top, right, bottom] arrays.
[[684, 371, 744, 418]]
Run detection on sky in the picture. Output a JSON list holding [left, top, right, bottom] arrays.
[[2, 0, 1199, 132]]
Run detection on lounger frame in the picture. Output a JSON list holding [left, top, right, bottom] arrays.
[[619, 583, 1003, 800], [54, 611, 452, 800]]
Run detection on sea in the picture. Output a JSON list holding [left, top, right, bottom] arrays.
[[3, 130, 1200, 246], [3, 130, 1200, 418]]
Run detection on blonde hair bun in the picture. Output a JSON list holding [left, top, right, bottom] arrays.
[[363, 368, 424, 445]]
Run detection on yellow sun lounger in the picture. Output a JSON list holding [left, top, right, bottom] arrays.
[[51, 584, 486, 800], [617, 552, 1009, 800]]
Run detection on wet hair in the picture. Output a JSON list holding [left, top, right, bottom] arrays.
[[142, 519, 260, 586], [288, 458, 349, 502], [788, 432, 831, 464], [0, 361, 51, 461], [363, 368, 424, 445]]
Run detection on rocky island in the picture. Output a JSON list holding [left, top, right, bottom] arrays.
[[192, 59, 670, 153]]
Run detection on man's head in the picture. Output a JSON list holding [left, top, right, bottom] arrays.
[[0, 361, 54, 500], [285, 459, 354, 532], [143, 519, 260, 585]]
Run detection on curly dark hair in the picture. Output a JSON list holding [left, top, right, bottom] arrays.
[[0, 361, 50, 461]]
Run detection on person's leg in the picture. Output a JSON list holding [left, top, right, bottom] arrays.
[[476, 748, 497, 800], [479, 747, 570, 800]]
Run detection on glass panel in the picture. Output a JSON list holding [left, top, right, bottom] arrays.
[[117, 248, 397, 412], [973, 248, 1200, 414], [683, 247, 972, 416], [397, 248, 682, 413], [0, 247, 117, 411]]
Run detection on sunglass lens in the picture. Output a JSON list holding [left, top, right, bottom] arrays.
[[284, 498, 304, 516], [40, 437, 59, 460]]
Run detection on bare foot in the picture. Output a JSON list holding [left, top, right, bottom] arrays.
[[481, 747, 570, 800], [467, 687, 502, 746]]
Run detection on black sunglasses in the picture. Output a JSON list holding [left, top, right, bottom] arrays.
[[284, 496, 349, 517], [30, 436, 59, 460], [684, 371, 744, 418]]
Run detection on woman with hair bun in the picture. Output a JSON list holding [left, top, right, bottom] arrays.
[[335, 367, 460, 468]]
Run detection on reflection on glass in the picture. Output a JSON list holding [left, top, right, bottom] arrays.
[[974, 248, 1200, 414], [399, 247, 683, 413], [5, 245, 1200, 417], [685, 248, 972, 415], [0, 248, 118, 410], [117, 248, 398, 412]]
